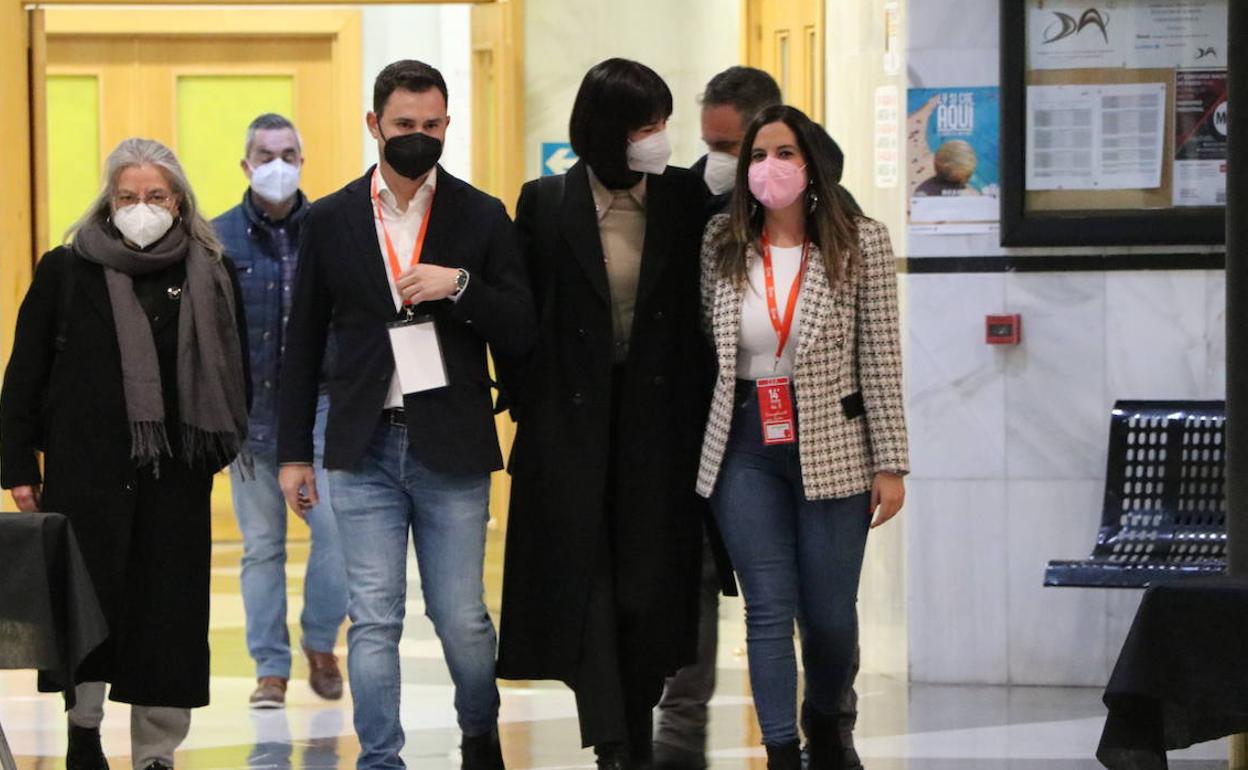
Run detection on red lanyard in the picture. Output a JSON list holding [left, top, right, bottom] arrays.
[[372, 172, 434, 306], [760, 231, 809, 361]]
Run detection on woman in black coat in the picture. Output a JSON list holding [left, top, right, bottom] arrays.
[[496, 59, 711, 769], [1, 138, 249, 770]]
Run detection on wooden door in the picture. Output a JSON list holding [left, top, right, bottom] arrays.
[[745, 0, 825, 122]]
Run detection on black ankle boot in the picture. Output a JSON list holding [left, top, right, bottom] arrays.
[[802, 706, 848, 770], [765, 741, 801, 770], [594, 742, 631, 770], [67, 724, 109, 770], [461, 728, 505, 770]]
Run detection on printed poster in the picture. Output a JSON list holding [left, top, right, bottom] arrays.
[[1173, 69, 1228, 206], [907, 87, 1000, 233], [1027, 0, 1227, 71]]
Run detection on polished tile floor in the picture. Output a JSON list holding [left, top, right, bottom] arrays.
[[0, 532, 1230, 769]]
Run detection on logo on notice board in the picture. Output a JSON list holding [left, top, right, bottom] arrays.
[[1195, 47, 1218, 61], [1042, 8, 1110, 45], [1213, 102, 1228, 137]]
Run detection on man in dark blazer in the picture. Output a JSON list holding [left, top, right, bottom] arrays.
[[277, 60, 534, 770]]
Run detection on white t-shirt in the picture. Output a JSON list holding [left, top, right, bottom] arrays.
[[736, 244, 806, 379]]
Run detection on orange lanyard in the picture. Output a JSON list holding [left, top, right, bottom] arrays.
[[760, 231, 809, 361], [372, 172, 434, 306]]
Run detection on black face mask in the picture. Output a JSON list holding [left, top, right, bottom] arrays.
[[380, 129, 443, 180]]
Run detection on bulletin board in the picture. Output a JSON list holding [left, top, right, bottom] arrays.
[[1000, 0, 1228, 246]]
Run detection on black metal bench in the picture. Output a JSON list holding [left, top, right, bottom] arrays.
[[1044, 400, 1227, 588]]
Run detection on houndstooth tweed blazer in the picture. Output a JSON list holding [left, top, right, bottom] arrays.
[[695, 213, 910, 500]]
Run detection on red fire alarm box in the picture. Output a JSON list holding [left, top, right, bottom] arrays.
[[986, 314, 1021, 345]]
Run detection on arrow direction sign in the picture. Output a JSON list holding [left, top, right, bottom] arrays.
[[542, 142, 578, 176]]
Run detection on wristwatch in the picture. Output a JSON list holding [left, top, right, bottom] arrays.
[[453, 268, 470, 296]]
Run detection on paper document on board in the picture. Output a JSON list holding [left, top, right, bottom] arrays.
[[1026, 82, 1166, 192]]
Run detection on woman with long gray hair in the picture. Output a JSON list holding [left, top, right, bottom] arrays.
[[0, 137, 250, 770]]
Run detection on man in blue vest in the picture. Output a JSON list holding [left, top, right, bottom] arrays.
[[214, 113, 348, 710]]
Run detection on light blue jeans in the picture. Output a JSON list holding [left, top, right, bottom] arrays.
[[230, 397, 348, 679], [328, 420, 500, 770], [711, 385, 872, 747]]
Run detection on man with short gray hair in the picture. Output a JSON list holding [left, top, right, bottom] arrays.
[[213, 112, 348, 710]]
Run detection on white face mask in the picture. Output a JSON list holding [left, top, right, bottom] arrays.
[[626, 129, 672, 175], [249, 158, 301, 205], [113, 203, 174, 249], [702, 151, 738, 195]]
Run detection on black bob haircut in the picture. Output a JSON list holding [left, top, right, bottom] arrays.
[[374, 59, 449, 116], [569, 58, 673, 187]]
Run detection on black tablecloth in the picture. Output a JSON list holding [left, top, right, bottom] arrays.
[[1097, 576, 1248, 769], [0, 512, 108, 707]]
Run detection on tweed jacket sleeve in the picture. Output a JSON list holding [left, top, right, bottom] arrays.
[[855, 219, 909, 476]]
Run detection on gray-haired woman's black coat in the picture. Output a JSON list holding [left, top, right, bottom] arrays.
[[0, 246, 248, 708], [496, 162, 712, 687]]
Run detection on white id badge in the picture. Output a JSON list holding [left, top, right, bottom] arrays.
[[386, 314, 449, 393]]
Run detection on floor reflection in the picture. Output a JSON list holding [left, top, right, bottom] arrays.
[[0, 539, 1233, 770]]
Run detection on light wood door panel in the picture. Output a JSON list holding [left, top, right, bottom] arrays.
[[746, 0, 824, 122]]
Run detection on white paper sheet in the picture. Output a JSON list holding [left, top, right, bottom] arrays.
[[1026, 83, 1166, 191], [1173, 160, 1227, 206], [388, 318, 448, 394]]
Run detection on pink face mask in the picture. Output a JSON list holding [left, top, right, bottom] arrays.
[[748, 157, 808, 210]]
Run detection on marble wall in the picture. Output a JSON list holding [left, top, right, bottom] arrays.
[[901, 0, 1228, 686], [903, 270, 1226, 685]]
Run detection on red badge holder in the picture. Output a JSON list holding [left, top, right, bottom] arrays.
[[757, 376, 796, 445]]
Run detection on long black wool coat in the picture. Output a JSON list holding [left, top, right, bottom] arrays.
[[496, 162, 713, 685], [1, 245, 248, 708]]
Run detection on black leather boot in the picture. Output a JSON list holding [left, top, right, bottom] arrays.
[[66, 725, 109, 770], [461, 728, 505, 770], [594, 742, 632, 770], [802, 705, 849, 770], [765, 741, 801, 770]]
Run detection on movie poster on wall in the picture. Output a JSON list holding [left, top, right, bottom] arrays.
[[1173, 69, 1228, 206], [907, 87, 1000, 235]]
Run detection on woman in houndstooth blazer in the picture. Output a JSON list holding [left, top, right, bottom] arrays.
[[697, 104, 909, 770]]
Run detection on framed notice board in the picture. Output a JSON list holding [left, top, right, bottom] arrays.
[[1000, 0, 1228, 246]]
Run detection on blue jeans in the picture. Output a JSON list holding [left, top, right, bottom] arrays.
[[230, 397, 348, 679], [711, 385, 871, 747], [328, 421, 500, 770]]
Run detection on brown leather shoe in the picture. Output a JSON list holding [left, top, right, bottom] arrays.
[[249, 676, 287, 709], [304, 644, 343, 700]]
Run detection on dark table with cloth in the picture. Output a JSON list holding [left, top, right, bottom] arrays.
[[0, 512, 109, 770], [1097, 576, 1248, 769]]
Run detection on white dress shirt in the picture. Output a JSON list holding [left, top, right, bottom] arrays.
[[372, 165, 437, 408]]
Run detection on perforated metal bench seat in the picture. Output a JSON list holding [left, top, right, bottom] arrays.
[[1044, 400, 1226, 588]]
